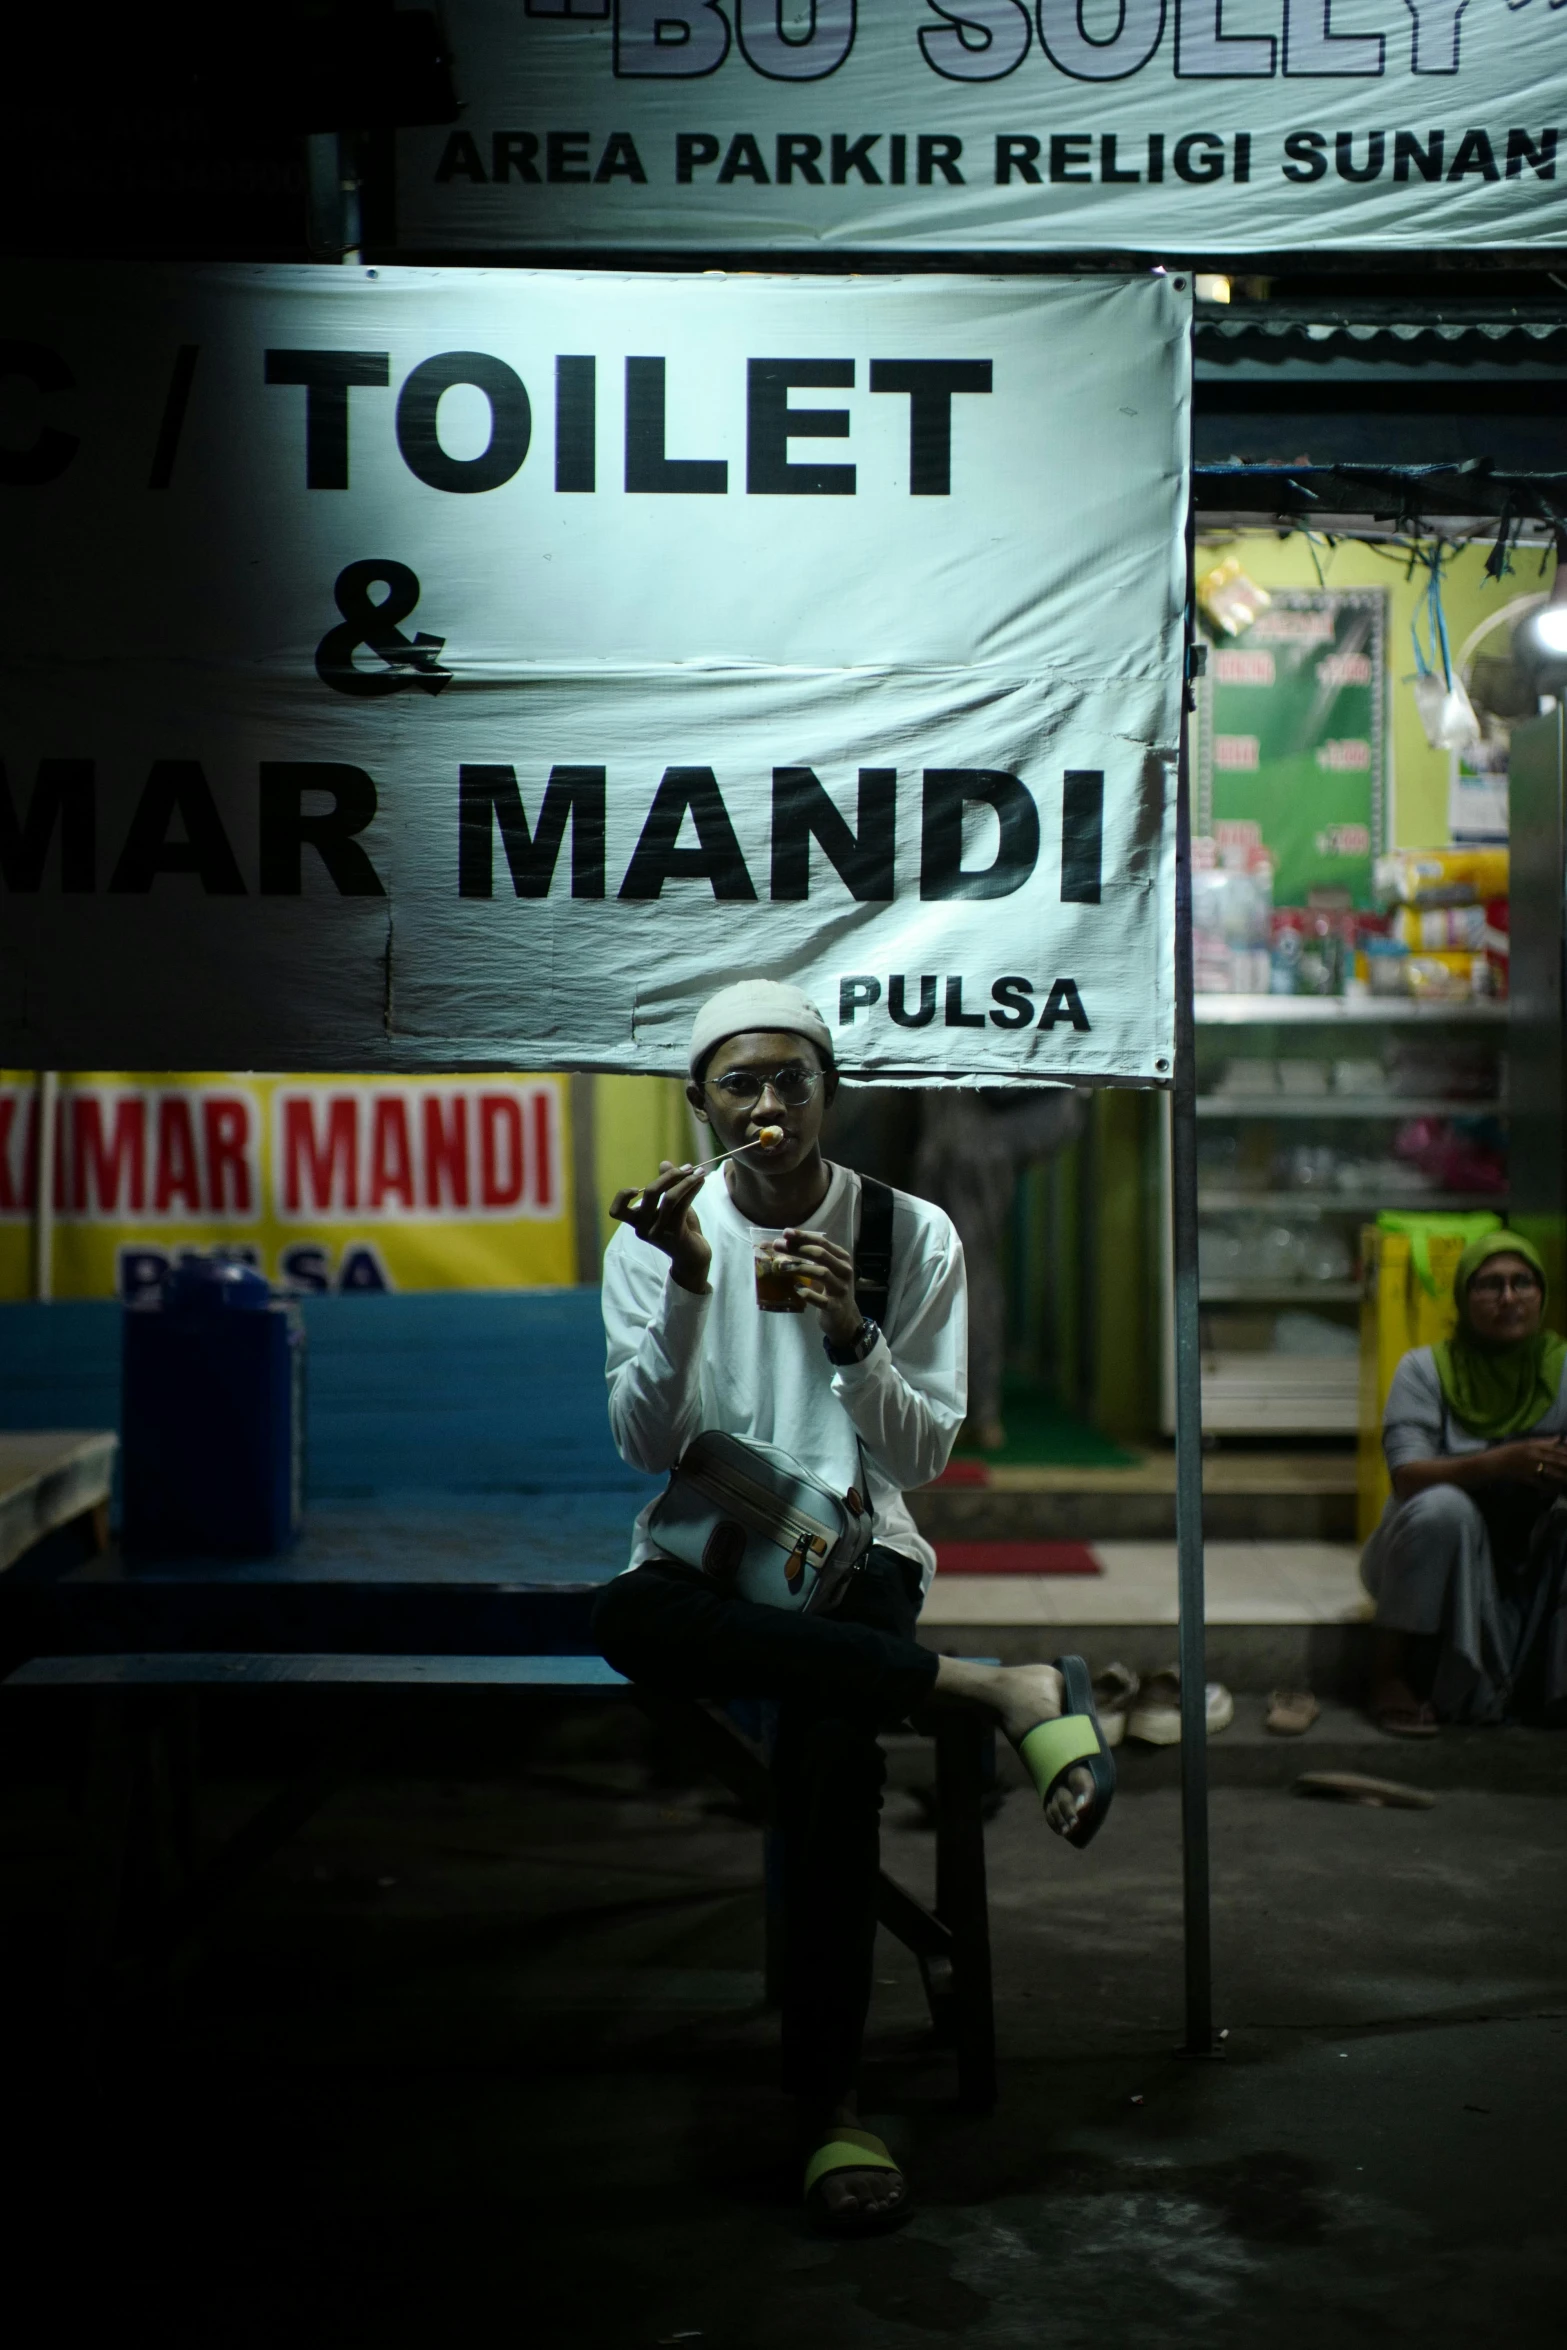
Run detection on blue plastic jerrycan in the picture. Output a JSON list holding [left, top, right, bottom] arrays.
[[121, 1259, 305, 1558]]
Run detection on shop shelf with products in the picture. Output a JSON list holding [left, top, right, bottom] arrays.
[[1161, 1002, 1509, 1436]]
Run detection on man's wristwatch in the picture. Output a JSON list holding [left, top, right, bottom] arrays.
[[824, 1316, 881, 1366]]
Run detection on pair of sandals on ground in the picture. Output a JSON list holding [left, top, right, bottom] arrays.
[[804, 1653, 1113, 2239]]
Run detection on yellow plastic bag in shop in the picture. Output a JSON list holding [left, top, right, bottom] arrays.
[[1389, 904, 1487, 952], [1357, 1211, 1505, 1539], [1373, 848, 1509, 911], [1402, 951, 1493, 1000], [1376, 1208, 1505, 1298]]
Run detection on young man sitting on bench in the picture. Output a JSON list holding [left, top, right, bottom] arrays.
[[593, 980, 1114, 2238]]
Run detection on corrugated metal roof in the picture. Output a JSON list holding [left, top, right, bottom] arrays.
[[1198, 316, 1567, 343]]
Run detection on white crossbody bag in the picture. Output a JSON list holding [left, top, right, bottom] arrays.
[[647, 1429, 875, 1614], [644, 1177, 896, 1615]]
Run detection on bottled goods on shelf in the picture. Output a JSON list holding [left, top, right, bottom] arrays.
[[1198, 1034, 1507, 1214], [1192, 839, 1510, 1000], [1199, 1216, 1355, 1285], [1273, 1309, 1359, 1358], [1381, 1039, 1500, 1100], [1192, 841, 1273, 994], [1270, 906, 1351, 996], [1205, 1038, 1503, 1107], [1198, 1119, 1505, 1203]]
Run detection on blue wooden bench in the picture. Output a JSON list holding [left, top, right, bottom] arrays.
[[0, 1291, 654, 1654], [0, 1292, 996, 2107]]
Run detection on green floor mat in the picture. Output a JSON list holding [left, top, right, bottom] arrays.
[[953, 1377, 1140, 1469]]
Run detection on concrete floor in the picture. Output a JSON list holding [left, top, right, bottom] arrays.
[[920, 1540, 1369, 1627], [4, 1723, 1565, 2348], [916, 1540, 1374, 1691]]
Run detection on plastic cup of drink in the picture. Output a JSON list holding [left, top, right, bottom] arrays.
[[754, 1244, 806, 1314]]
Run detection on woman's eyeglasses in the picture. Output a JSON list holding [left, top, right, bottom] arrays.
[[706, 1064, 822, 1109], [1469, 1273, 1543, 1300]]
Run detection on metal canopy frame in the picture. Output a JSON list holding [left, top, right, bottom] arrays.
[[1193, 460, 1567, 536], [1173, 465, 1535, 2049], [1171, 509, 1214, 2053]]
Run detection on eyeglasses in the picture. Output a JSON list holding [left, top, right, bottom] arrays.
[[1468, 1274, 1543, 1300], [706, 1064, 823, 1109]]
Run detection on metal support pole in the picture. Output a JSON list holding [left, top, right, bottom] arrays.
[[1172, 523, 1215, 2056], [31, 1069, 58, 1301], [340, 133, 364, 266], [569, 1072, 600, 1282], [305, 131, 362, 263]]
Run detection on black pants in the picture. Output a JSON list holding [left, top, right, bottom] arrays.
[[592, 1546, 939, 2112]]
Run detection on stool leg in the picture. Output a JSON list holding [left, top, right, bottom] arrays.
[[763, 1826, 786, 2008], [934, 1711, 996, 2113], [164, 1694, 201, 1884], [757, 1701, 785, 2007], [69, 1693, 137, 2070]]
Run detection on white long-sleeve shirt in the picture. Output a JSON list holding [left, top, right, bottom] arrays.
[[602, 1161, 967, 1589]]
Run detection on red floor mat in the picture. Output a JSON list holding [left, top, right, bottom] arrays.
[[929, 1460, 990, 1487], [935, 1540, 1102, 1576]]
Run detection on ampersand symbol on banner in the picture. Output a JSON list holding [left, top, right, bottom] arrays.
[[315, 559, 453, 697]]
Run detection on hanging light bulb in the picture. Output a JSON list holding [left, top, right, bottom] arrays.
[[1528, 531, 1567, 655]]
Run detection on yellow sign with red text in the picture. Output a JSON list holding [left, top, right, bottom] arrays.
[[0, 1072, 575, 1299]]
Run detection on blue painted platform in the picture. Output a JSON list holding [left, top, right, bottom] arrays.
[[8, 1651, 629, 1690], [0, 1290, 658, 1659]]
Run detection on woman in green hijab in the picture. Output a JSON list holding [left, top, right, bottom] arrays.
[[1362, 1231, 1567, 1734]]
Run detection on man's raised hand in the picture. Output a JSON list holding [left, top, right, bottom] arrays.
[[779, 1228, 861, 1346], [609, 1163, 713, 1294]]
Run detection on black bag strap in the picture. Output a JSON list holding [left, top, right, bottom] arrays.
[[853, 1175, 895, 1328]]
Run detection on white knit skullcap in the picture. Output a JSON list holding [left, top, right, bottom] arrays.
[[688, 980, 834, 1077]]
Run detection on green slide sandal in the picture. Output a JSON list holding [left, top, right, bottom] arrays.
[[804, 2126, 911, 2238], [1015, 1653, 1116, 1848]]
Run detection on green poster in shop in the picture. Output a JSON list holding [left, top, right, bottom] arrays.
[[1197, 588, 1387, 909]]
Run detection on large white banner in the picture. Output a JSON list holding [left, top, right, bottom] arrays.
[[0, 264, 1186, 1082], [397, 0, 1567, 253]]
